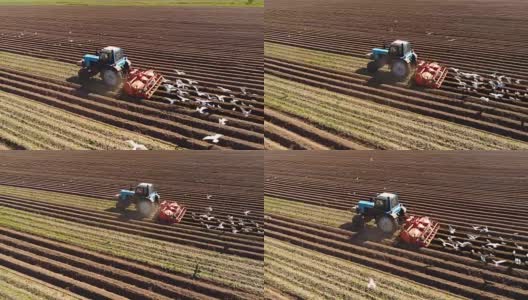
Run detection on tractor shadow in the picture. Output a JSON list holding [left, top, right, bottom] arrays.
[[356, 67, 401, 87], [105, 207, 149, 221], [66, 76, 124, 99], [340, 222, 393, 244]]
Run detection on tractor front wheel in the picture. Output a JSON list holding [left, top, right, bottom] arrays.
[[390, 60, 410, 79], [376, 215, 398, 234], [78, 69, 91, 82], [352, 215, 365, 231], [101, 68, 123, 87]]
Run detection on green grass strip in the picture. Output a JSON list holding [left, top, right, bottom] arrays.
[[265, 196, 351, 228], [0, 205, 263, 294], [265, 237, 466, 300], [0, 265, 83, 300]]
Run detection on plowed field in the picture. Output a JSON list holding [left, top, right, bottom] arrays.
[[0, 151, 264, 299], [265, 0, 528, 150], [0, 5, 263, 149], [265, 151, 528, 299]]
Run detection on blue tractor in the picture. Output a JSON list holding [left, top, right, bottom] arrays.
[[366, 40, 418, 79], [352, 192, 407, 234], [77, 46, 131, 87], [115, 183, 160, 217]]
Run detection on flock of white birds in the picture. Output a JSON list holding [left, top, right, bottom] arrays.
[[437, 224, 526, 268]]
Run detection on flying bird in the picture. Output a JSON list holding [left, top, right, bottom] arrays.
[[174, 69, 186, 75], [196, 106, 208, 114], [492, 259, 506, 267], [163, 97, 177, 104], [244, 210, 251, 216], [203, 134, 223, 144], [218, 118, 228, 125], [126, 140, 148, 150], [217, 86, 231, 93], [241, 107, 252, 117], [448, 225, 456, 234]]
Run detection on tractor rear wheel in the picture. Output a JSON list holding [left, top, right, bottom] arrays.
[[391, 60, 410, 79], [376, 215, 398, 234], [367, 61, 380, 73], [101, 68, 123, 87], [137, 201, 158, 218], [352, 215, 365, 231]]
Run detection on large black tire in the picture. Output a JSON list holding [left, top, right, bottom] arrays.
[[376, 215, 398, 234], [367, 61, 380, 73], [390, 60, 410, 79], [78, 69, 91, 82], [116, 198, 131, 211], [352, 215, 365, 230], [137, 201, 158, 218], [101, 67, 123, 87]]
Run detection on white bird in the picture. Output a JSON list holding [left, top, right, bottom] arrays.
[[162, 84, 177, 93], [448, 38, 456, 42], [218, 118, 228, 125], [489, 93, 503, 100], [492, 259, 506, 267], [204, 215, 215, 221], [231, 227, 239, 234], [426, 32, 434, 35], [240, 87, 248, 95], [448, 225, 456, 234], [196, 106, 208, 114], [126, 140, 148, 150], [177, 90, 190, 96], [206, 195, 212, 200], [486, 240, 500, 248], [480, 97, 490, 102], [163, 97, 177, 104], [367, 278, 377, 289], [206, 206, 213, 212], [514, 258, 522, 265], [241, 107, 252, 117], [184, 78, 198, 85], [217, 86, 231, 93], [174, 69, 186, 75], [202, 222, 214, 230], [197, 91, 209, 97], [217, 222, 225, 229], [449, 67, 459, 73], [457, 241, 472, 248], [203, 134, 223, 144], [479, 226, 489, 233], [467, 234, 479, 240], [244, 210, 251, 216], [177, 95, 190, 102], [514, 243, 524, 250]]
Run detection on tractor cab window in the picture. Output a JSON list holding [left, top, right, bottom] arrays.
[[389, 45, 401, 57], [135, 186, 147, 196], [374, 198, 387, 210], [100, 51, 111, 64], [390, 197, 399, 208], [114, 49, 124, 62]]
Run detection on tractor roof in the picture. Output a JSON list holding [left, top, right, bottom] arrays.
[[103, 46, 122, 52], [392, 40, 409, 45], [137, 182, 153, 187], [377, 192, 398, 201]]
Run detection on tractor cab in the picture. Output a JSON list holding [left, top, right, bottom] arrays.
[[387, 40, 413, 59], [135, 183, 156, 198], [97, 46, 125, 66]]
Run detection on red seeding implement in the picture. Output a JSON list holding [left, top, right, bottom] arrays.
[[414, 61, 448, 89], [399, 215, 440, 247], [123, 68, 165, 99], [157, 200, 187, 224]]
